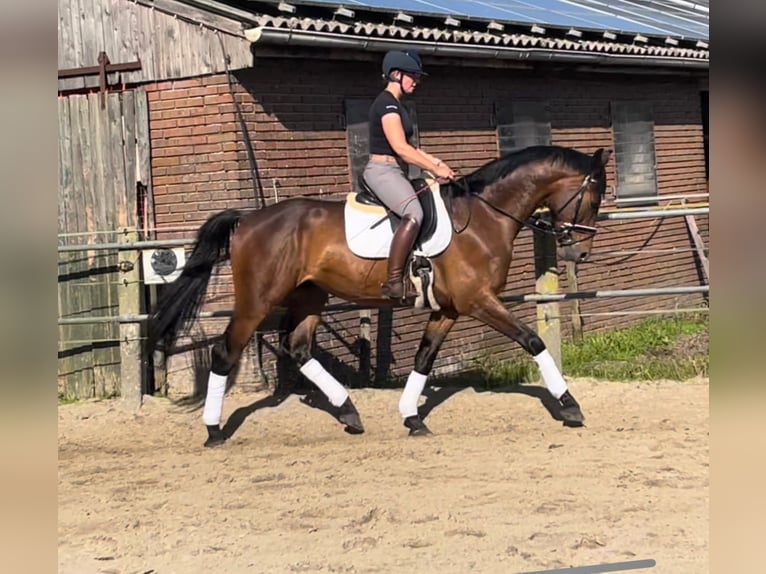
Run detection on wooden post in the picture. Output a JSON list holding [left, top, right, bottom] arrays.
[[534, 226, 562, 371], [147, 285, 167, 396], [358, 310, 371, 382], [118, 228, 143, 410], [565, 261, 583, 341]]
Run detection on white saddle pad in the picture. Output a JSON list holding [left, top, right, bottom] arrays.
[[344, 179, 453, 259]]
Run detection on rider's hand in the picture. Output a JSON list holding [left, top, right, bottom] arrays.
[[434, 161, 456, 180]]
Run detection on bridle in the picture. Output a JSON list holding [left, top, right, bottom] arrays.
[[469, 174, 599, 245]]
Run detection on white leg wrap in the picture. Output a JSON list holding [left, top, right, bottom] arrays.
[[533, 349, 568, 399], [299, 359, 349, 407], [399, 370, 428, 418], [202, 372, 227, 426]]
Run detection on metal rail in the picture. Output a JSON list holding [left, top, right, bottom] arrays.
[[56, 206, 710, 253], [58, 285, 709, 325]]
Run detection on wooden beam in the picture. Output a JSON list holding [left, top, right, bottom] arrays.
[[685, 214, 710, 284], [57, 56, 143, 78]]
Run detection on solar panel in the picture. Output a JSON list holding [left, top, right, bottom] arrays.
[[289, 0, 708, 40]]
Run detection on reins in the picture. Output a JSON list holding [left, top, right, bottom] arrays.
[[449, 172, 598, 244], [369, 168, 598, 246]]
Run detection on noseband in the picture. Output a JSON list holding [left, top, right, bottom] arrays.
[[472, 174, 598, 244]]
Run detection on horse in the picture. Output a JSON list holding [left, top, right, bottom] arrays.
[[149, 145, 612, 447]]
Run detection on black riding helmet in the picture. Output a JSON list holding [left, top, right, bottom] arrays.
[[382, 50, 428, 80]]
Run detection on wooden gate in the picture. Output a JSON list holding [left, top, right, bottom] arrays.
[[58, 89, 150, 400]]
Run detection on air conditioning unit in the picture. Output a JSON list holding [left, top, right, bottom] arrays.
[[142, 248, 185, 284]]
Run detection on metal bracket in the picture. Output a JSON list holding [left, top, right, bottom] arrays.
[[58, 52, 142, 108]]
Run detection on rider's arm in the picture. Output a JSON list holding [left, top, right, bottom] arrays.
[[382, 114, 454, 179]]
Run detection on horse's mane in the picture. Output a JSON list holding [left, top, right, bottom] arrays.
[[443, 145, 592, 198]]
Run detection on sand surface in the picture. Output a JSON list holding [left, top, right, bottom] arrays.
[[58, 378, 708, 574]]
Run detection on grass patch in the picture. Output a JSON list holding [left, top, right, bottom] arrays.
[[444, 313, 709, 389], [58, 392, 80, 405], [562, 313, 709, 381]]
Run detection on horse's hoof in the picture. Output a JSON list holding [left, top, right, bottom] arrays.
[[338, 398, 365, 435], [559, 391, 585, 426], [403, 415, 432, 437], [204, 425, 227, 448]]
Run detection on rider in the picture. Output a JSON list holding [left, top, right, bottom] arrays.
[[364, 50, 456, 300]]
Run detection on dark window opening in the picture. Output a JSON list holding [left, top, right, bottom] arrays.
[[344, 98, 420, 192], [700, 90, 709, 181], [495, 100, 552, 154], [610, 101, 658, 206]]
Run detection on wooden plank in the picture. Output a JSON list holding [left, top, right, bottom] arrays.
[[72, 95, 96, 398], [135, 0, 248, 37], [100, 0, 116, 76], [93, 93, 125, 397], [135, 89, 154, 235], [58, 0, 80, 91], [78, 0, 100, 89], [135, 2, 155, 81], [89, 93, 111, 398], [63, 0, 86, 90], [222, 30, 251, 71], [107, 93, 126, 228], [59, 96, 78, 399], [156, 9, 171, 80], [58, 98, 73, 236], [108, 0, 136, 73], [685, 214, 710, 284], [122, 90, 138, 227], [57, 97, 76, 398], [200, 24, 214, 75], [87, 93, 105, 250], [175, 12, 188, 78]]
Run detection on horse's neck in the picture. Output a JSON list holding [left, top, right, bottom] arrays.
[[481, 174, 544, 221]]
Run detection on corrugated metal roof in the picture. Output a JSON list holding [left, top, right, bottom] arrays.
[[167, 1, 708, 65], [247, 12, 708, 59], [273, 0, 709, 41]]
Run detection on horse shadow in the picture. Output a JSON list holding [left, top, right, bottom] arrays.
[[171, 332, 575, 441], [219, 373, 575, 442], [173, 333, 377, 440], [418, 376, 575, 425]]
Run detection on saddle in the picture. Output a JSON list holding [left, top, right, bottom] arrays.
[[356, 175, 439, 245], [352, 175, 443, 309]]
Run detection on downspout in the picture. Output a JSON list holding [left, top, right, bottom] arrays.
[[244, 27, 708, 70]]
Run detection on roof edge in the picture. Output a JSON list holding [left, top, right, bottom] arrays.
[[245, 26, 709, 70]]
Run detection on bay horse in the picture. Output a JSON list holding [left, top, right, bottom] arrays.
[[149, 145, 612, 447]]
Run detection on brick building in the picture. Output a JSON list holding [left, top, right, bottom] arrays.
[[58, 0, 709, 398]]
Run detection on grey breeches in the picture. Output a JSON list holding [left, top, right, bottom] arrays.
[[363, 160, 424, 224]]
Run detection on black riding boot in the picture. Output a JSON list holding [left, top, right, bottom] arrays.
[[382, 216, 420, 300]]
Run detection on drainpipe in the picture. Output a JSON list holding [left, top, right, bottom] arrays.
[[244, 27, 708, 70]]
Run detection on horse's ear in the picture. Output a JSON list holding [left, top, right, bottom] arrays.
[[590, 148, 612, 173]]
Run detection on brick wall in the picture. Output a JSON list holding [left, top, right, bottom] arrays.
[[145, 57, 708, 396]]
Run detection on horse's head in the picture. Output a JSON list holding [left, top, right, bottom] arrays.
[[545, 148, 612, 262]]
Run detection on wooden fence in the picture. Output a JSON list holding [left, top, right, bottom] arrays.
[[58, 89, 150, 402]]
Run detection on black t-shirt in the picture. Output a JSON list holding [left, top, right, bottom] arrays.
[[368, 91, 413, 156]]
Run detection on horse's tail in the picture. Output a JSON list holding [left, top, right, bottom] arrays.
[[148, 209, 243, 353]]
